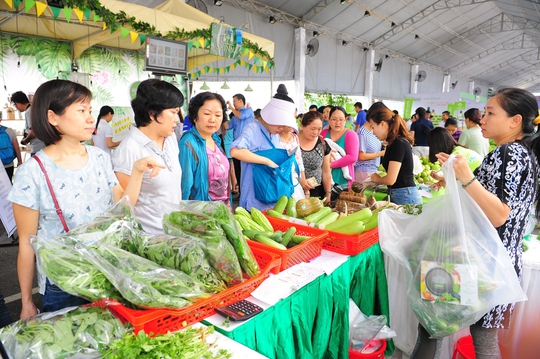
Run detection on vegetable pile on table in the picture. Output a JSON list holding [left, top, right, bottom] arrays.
[[31, 199, 260, 311], [260, 194, 381, 236], [0, 306, 126, 359]]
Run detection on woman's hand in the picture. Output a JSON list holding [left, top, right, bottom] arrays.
[[435, 152, 473, 184], [133, 156, 166, 178], [265, 158, 278, 168], [300, 177, 316, 192], [20, 301, 38, 320], [370, 172, 381, 183]]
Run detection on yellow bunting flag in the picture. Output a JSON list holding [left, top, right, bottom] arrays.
[[248, 51, 254, 60], [262, 61, 267, 68], [198, 38, 205, 48], [4, 0, 13, 9], [130, 31, 138, 44], [35, 1, 47, 16], [73, 8, 84, 23], [103, 22, 107, 30]]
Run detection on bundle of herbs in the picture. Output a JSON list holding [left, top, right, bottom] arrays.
[[82, 245, 211, 309], [0, 306, 126, 359], [163, 211, 243, 286]]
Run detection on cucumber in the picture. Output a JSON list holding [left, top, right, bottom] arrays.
[[268, 230, 284, 243], [325, 208, 372, 231], [253, 234, 287, 250], [362, 212, 378, 231], [266, 209, 290, 220], [291, 234, 310, 244], [317, 211, 340, 227], [304, 207, 332, 224], [273, 195, 289, 214], [329, 221, 365, 235], [281, 227, 296, 247], [286, 197, 297, 217], [242, 229, 273, 239]]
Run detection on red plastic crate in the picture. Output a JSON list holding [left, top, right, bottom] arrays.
[[251, 213, 328, 271], [323, 227, 379, 255], [262, 210, 378, 256], [93, 247, 280, 335]]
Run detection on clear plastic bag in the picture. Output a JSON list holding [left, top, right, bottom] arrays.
[[379, 155, 527, 338], [163, 203, 243, 286], [0, 306, 126, 359], [349, 315, 386, 353], [80, 244, 211, 309]]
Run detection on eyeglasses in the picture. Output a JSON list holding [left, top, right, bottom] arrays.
[[330, 118, 346, 123]]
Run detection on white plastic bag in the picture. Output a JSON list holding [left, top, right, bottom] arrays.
[[379, 155, 527, 338]]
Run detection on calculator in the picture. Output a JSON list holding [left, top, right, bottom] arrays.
[[215, 299, 264, 321]]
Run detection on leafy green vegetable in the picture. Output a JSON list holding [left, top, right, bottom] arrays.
[[163, 211, 243, 286], [130, 233, 227, 293], [188, 201, 260, 278], [101, 326, 231, 359], [70, 198, 142, 234], [0, 306, 126, 359], [83, 245, 211, 309], [32, 237, 125, 303]]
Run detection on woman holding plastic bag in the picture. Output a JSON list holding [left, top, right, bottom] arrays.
[[407, 88, 540, 358]]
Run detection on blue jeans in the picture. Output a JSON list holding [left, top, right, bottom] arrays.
[[388, 186, 422, 205], [42, 279, 89, 313], [0, 291, 12, 329]]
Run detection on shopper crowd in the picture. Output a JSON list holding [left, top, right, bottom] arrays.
[[1, 80, 539, 359]]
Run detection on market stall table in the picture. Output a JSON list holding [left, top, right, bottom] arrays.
[[204, 244, 393, 359]]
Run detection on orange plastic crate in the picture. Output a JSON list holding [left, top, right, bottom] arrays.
[[323, 227, 379, 255], [94, 247, 280, 335], [251, 213, 328, 271], [262, 210, 378, 256]]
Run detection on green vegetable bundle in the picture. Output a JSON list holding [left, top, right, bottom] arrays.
[[32, 236, 124, 303], [101, 325, 231, 359], [187, 201, 260, 278], [83, 244, 211, 309], [163, 211, 243, 286], [0, 306, 126, 359], [130, 233, 227, 293]]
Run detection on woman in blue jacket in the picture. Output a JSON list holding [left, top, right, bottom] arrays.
[[179, 92, 230, 207]]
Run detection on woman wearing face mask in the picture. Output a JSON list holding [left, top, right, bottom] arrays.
[[368, 106, 421, 205], [230, 97, 298, 211], [179, 92, 230, 207]]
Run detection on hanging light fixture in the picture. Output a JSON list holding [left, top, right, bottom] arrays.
[[200, 82, 210, 90], [245, 84, 253, 92], [221, 81, 230, 89], [364, 10, 370, 17]]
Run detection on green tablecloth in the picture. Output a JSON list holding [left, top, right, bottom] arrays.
[[214, 243, 393, 359]]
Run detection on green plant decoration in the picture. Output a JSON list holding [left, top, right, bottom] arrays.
[[304, 91, 352, 110], [41, 0, 274, 65]]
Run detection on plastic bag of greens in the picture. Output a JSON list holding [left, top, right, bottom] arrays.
[[130, 232, 227, 293], [81, 244, 211, 309], [31, 236, 125, 303], [184, 201, 260, 278], [378, 155, 527, 338], [163, 208, 243, 286], [0, 306, 126, 359], [69, 196, 142, 235]]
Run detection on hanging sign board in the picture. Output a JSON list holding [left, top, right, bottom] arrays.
[[110, 107, 135, 142]]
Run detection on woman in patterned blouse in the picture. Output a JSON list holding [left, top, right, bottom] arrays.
[[412, 88, 540, 359]]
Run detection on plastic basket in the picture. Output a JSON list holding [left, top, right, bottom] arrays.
[[323, 227, 379, 255], [349, 339, 387, 359], [250, 214, 328, 271], [93, 247, 281, 335], [452, 335, 476, 359]]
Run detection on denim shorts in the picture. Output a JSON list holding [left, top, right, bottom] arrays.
[[388, 186, 422, 205], [42, 279, 89, 313]]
